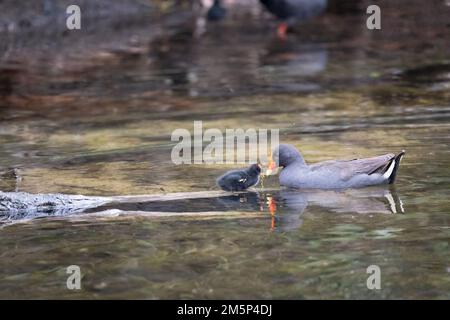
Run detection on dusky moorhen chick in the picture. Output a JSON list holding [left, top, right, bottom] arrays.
[[217, 163, 261, 191]]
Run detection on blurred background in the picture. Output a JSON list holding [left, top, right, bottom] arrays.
[[1, 0, 449, 194]]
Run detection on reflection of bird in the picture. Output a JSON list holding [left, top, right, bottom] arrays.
[[271, 187, 404, 231], [259, 0, 328, 38], [207, 0, 227, 21], [262, 42, 328, 77], [268, 144, 405, 189], [216, 164, 261, 191], [278, 188, 404, 215], [261, 41, 328, 92]]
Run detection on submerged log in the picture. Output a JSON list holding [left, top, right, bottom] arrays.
[[0, 191, 112, 223], [0, 190, 238, 225], [0, 187, 402, 227]]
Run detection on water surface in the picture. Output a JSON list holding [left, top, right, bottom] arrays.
[[0, 1, 449, 299]]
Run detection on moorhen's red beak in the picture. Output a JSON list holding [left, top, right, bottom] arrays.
[[265, 159, 278, 176], [267, 160, 277, 171]]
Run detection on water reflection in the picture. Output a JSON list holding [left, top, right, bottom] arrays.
[[150, 29, 198, 96], [1, 0, 449, 299], [260, 39, 328, 92], [268, 187, 404, 231], [0, 168, 21, 192], [1, 186, 403, 227], [261, 40, 328, 77], [1, 186, 404, 230], [145, 12, 332, 98]]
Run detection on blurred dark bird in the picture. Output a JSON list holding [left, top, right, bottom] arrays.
[[0, 168, 22, 192], [216, 163, 261, 191], [259, 0, 328, 38], [207, 0, 227, 21]]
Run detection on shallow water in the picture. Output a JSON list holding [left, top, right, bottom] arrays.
[[0, 1, 449, 299]]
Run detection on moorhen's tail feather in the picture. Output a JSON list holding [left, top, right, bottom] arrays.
[[387, 151, 405, 184], [367, 150, 405, 184]]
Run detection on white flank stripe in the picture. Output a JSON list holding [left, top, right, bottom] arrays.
[[383, 159, 396, 179]]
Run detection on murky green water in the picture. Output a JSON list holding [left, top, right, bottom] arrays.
[[0, 2, 449, 299]]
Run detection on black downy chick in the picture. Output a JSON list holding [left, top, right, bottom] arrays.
[[216, 163, 261, 191]]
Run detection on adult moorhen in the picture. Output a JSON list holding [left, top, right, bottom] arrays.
[[267, 144, 405, 189]]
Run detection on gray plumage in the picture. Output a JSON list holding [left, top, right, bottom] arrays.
[[273, 144, 405, 189]]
